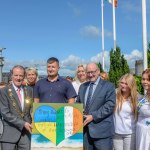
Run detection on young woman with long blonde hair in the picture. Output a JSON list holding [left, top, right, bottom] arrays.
[[113, 74, 140, 150]]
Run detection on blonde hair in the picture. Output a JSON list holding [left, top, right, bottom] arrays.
[[74, 64, 87, 82], [100, 72, 109, 80], [25, 67, 38, 77], [115, 73, 138, 118], [25, 67, 39, 83]]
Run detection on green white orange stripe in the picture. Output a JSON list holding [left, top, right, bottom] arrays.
[[34, 105, 83, 146], [56, 106, 82, 145]]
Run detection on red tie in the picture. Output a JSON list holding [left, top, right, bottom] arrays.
[[17, 88, 22, 104]]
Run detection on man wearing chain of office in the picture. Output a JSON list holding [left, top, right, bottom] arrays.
[[0, 65, 33, 150]]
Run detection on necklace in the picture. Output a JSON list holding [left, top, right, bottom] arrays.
[[8, 85, 33, 118]]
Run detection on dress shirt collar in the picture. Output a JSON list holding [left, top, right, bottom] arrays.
[[12, 82, 23, 91], [90, 76, 100, 86]]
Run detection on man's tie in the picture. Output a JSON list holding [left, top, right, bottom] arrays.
[[17, 88, 22, 105], [85, 83, 94, 114]]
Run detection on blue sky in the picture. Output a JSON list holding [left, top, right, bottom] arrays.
[[0, 0, 149, 76]]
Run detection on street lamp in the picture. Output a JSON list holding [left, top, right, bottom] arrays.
[[0, 48, 6, 82]]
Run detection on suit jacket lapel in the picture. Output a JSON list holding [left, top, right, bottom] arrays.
[[10, 85, 22, 112], [22, 86, 27, 113], [83, 83, 89, 107], [89, 79, 103, 106]]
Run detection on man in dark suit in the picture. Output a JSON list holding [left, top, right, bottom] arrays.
[[77, 63, 116, 150], [0, 65, 33, 150]]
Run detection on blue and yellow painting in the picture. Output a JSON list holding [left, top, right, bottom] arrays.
[[31, 103, 83, 149]]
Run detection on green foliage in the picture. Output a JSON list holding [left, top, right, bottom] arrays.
[[107, 42, 150, 92], [148, 42, 150, 50], [135, 42, 149, 94], [97, 62, 104, 72], [134, 76, 144, 95], [109, 46, 130, 87]]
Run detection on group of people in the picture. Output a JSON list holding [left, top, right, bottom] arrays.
[[0, 57, 149, 150]]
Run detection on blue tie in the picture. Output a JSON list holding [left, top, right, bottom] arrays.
[[85, 83, 94, 114]]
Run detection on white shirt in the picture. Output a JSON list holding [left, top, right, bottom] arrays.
[[72, 80, 82, 95], [113, 100, 136, 134], [84, 77, 100, 105], [13, 83, 24, 110]]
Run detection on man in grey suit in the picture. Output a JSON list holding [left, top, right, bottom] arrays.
[[0, 65, 33, 150], [77, 63, 116, 150]]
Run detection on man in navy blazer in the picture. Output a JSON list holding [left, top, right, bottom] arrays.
[[77, 63, 116, 150]]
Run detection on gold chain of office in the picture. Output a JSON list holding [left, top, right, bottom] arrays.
[[8, 85, 32, 118]]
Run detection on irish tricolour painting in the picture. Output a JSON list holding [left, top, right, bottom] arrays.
[[31, 103, 83, 150]]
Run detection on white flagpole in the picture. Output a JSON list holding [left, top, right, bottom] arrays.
[[142, 0, 148, 70], [101, 0, 105, 70], [112, 0, 116, 51]]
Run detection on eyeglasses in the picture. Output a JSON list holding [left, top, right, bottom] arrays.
[[87, 70, 97, 75]]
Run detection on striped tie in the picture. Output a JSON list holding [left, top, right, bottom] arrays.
[[17, 88, 22, 105], [85, 83, 94, 114]]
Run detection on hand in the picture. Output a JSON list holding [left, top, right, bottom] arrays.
[[83, 115, 93, 126], [24, 122, 32, 133]]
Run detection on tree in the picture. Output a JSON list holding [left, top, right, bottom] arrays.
[[134, 76, 144, 94], [97, 62, 104, 72], [121, 54, 130, 75], [109, 46, 130, 87], [133, 42, 150, 94]]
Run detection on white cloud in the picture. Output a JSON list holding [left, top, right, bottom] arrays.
[[61, 55, 85, 68], [90, 51, 110, 72], [121, 1, 141, 14], [80, 25, 112, 39], [105, 30, 113, 38], [67, 1, 81, 16], [59, 68, 75, 77], [80, 25, 100, 38], [89, 49, 143, 71], [3, 59, 47, 75], [2, 49, 143, 77], [60, 55, 87, 76], [124, 49, 143, 68]]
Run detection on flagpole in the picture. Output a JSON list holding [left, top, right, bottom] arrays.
[[112, 0, 116, 51], [101, 0, 105, 70], [142, 0, 148, 70]]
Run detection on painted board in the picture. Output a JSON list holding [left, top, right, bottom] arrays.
[[31, 103, 83, 150]]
